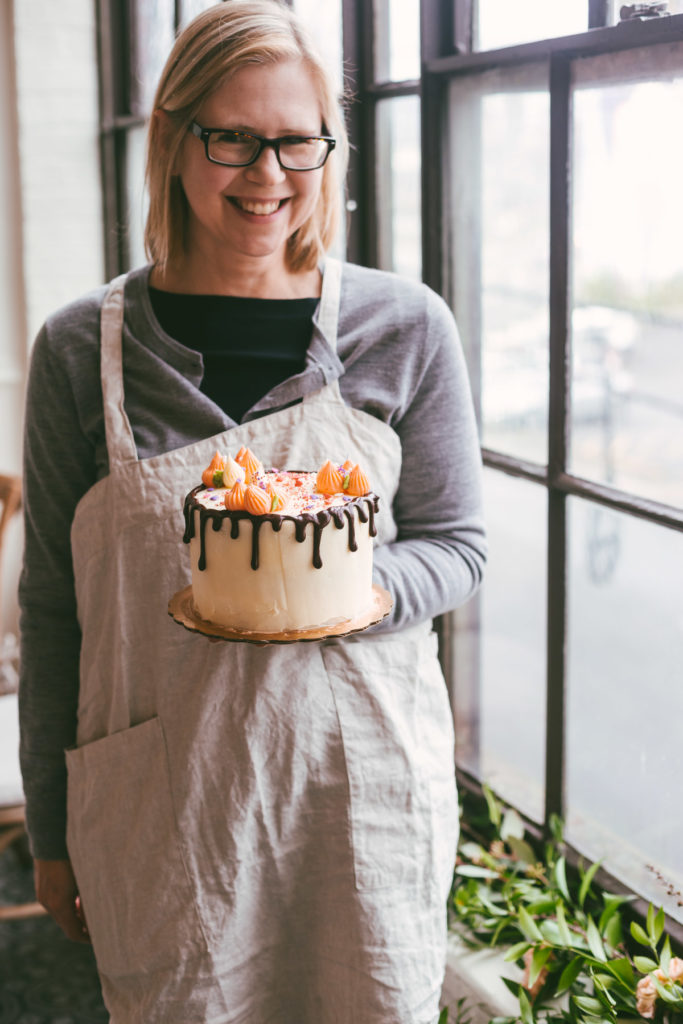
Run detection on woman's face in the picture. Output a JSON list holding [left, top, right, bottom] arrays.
[[176, 59, 325, 273]]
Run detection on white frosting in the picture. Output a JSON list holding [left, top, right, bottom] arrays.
[[189, 505, 374, 632]]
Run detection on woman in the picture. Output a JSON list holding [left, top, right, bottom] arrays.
[[19, 3, 486, 1022]]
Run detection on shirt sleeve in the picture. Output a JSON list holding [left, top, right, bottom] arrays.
[[18, 323, 99, 859], [371, 285, 487, 631]]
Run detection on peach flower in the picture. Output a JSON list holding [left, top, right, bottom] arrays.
[[655, 956, 683, 984], [636, 975, 657, 1019]]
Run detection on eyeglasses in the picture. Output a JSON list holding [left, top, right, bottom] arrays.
[[189, 122, 336, 171]]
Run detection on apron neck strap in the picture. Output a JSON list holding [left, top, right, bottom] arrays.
[[100, 274, 139, 467], [304, 257, 345, 409], [316, 257, 342, 352]]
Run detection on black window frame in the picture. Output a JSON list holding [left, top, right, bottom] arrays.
[[343, 0, 683, 940]]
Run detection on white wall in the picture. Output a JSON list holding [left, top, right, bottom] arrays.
[[13, 0, 105, 343], [1, 0, 104, 636]]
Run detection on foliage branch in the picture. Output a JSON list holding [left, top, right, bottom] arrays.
[[446, 785, 683, 1024]]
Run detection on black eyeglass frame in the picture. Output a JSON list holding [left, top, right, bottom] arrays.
[[189, 122, 336, 170]]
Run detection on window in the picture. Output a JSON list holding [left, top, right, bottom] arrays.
[[341, 0, 683, 931], [97, 0, 218, 277]]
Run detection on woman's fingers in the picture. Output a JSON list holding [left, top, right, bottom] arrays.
[[34, 858, 91, 943]]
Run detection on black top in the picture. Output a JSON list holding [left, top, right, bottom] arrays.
[[149, 289, 319, 422]]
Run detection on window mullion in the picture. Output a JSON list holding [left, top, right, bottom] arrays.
[[545, 53, 572, 828], [342, 0, 376, 266]]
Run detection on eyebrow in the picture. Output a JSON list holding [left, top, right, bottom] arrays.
[[214, 124, 324, 136]]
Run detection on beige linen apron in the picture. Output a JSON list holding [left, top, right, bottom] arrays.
[[65, 259, 458, 1024]]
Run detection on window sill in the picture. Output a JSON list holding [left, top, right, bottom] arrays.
[[441, 932, 521, 1022]]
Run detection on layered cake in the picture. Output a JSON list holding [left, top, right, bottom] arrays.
[[182, 447, 380, 633]]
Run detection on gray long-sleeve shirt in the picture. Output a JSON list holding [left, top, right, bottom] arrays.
[[19, 260, 486, 859]]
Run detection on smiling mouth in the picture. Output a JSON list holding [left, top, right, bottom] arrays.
[[230, 197, 287, 216]]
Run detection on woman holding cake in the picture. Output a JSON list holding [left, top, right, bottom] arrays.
[[19, 3, 486, 1022]]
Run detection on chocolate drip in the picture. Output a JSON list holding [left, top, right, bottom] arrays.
[[311, 522, 323, 570], [198, 509, 222, 571], [251, 519, 263, 570], [183, 484, 380, 572], [345, 507, 357, 552]]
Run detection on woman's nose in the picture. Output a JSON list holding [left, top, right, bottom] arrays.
[[246, 145, 286, 184]]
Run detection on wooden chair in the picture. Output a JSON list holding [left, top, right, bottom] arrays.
[[0, 474, 46, 921]]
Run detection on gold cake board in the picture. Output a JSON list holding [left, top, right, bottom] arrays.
[[168, 584, 392, 645]]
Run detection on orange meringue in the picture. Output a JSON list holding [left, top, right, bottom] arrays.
[[235, 446, 262, 484], [202, 451, 225, 488], [316, 460, 345, 495], [267, 484, 286, 512], [244, 484, 271, 515], [345, 464, 370, 496], [225, 480, 247, 510]]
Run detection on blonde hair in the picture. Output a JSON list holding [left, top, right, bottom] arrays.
[[144, 0, 348, 274]]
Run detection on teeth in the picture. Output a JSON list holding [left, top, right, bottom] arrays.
[[234, 198, 281, 215]]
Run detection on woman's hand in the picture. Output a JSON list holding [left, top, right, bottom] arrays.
[[34, 858, 91, 943]]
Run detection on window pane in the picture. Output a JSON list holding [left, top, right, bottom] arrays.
[[476, 0, 586, 51], [448, 65, 549, 463], [126, 126, 148, 270], [453, 469, 546, 823], [130, 0, 175, 117], [571, 43, 683, 508], [375, 96, 421, 280], [566, 498, 683, 923], [373, 0, 420, 82], [179, 0, 220, 26], [293, 0, 344, 94]]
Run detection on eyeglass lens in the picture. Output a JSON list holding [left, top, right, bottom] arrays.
[[208, 132, 329, 169]]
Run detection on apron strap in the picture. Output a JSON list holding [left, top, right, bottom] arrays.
[[316, 257, 342, 353], [100, 274, 139, 467], [304, 257, 344, 408]]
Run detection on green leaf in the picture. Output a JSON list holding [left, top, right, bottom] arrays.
[[556, 956, 584, 995], [599, 893, 634, 932], [586, 917, 607, 961], [438, 1010, 449, 1024], [525, 899, 557, 915], [630, 921, 651, 947], [603, 911, 622, 951], [592, 973, 617, 1005], [503, 941, 532, 963], [539, 920, 565, 946], [460, 841, 487, 862], [548, 814, 564, 845], [633, 955, 659, 973], [483, 783, 502, 829], [501, 807, 525, 841], [653, 906, 665, 945], [478, 893, 508, 917], [454, 865, 500, 879], [555, 900, 573, 947], [652, 974, 682, 1005], [603, 957, 635, 991], [573, 995, 605, 1014], [554, 856, 570, 902], [578, 859, 602, 908], [507, 837, 538, 865], [501, 977, 522, 998], [518, 906, 543, 943], [528, 947, 553, 989], [518, 987, 534, 1024], [646, 903, 655, 937], [660, 934, 672, 975]]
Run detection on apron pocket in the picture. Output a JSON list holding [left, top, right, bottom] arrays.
[[66, 716, 207, 979], [321, 633, 436, 893]]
